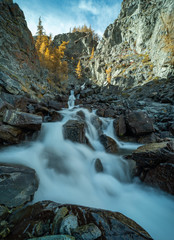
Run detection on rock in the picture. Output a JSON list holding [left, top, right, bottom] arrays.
[[5, 201, 152, 240], [0, 164, 38, 208], [28, 236, 75, 240], [90, 115, 102, 135], [72, 223, 101, 240], [115, 115, 127, 136], [138, 133, 159, 144], [144, 163, 174, 195], [0, 205, 9, 220], [0, 124, 23, 144], [99, 134, 118, 153], [59, 215, 78, 235], [63, 120, 86, 143], [94, 158, 103, 173], [126, 111, 154, 136], [52, 207, 69, 235], [3, 110, 42, 130], [132, 141, 174, 168]]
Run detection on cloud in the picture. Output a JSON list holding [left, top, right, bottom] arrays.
[[78, 0, 99, 15], [14, 0, 121, 38]]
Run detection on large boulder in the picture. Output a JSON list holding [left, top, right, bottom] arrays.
[[144, 163, 174, 195], [4, 201, 152, 240], [100, 134, 119, 153], [63, 120, 86, 144], [0, 124, 23, 144], [0, 164, 38, 208], [3, 110, 42, 130], [126, 111, 154, 136], [132, 141, 174, 168], [132, 141, 174, 195]]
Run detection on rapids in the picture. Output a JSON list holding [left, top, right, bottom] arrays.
[[0, 105, 174, 240]]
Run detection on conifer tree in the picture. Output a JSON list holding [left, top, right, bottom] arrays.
[[89, 47, 94, 60], [106, 67, 112, 84], [76, 60, 82, 79]]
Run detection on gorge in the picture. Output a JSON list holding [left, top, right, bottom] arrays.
[[0, 0, 174, 240]]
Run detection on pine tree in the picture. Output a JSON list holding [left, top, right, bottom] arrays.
[[76, 60, 82, 79]]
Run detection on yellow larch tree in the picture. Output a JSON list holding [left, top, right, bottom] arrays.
[[89, 47, 94, 60], [76, 60, 82, 79], [106, 67, 112, 84]]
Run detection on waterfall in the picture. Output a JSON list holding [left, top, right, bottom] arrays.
[[68, 90, 76, 109], [0, 107, 174, 240]]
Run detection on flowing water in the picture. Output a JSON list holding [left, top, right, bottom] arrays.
[[0, 103, 174, 240]]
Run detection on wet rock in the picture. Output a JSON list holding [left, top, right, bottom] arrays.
[[59, 215, 78, 235], [76, 110, 86, 120], [63, 120, 86, 144], [94, 158, 103, 173], [3, 110, 42, 130], [100, 134, 118, 153], [115, 115, 127, 137], [52, 207, 69, 235], [72, 223, 101, 240], [48, 111, 63, 122], [132, 141, 174, 168], [144, 163, 174, 195], [0, 164, 38, 208], [5, 201, 152, 240], [126, 111, 154, 136], [0, 124, 23, 144], [137, 133, 159, 144], [90, 115, 102, 135]]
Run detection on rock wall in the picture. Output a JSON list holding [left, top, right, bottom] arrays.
[[53, 32, 97, 85], [89, 0, 174, 88]]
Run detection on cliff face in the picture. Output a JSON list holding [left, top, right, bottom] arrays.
[[89, 0, 174, 88], [0, 0, 49, 98], [53, 32, 97, 85]]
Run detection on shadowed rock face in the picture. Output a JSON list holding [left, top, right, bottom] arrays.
[[4, 201, 152, 240], [132, 141, 174, 195], [0, 164, 38, 208]]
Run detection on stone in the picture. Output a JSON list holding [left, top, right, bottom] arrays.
[[72, 223, 101, 240], [132, 141, 174, 168], [5, 201, 152, 240], [3, 110, 42, 131], [90, 115, 102, 135], [0, 205, 9, 220], [52, 207, 69, 235], [63, 120, 86, 143], [94, 158, 103, 173], [115, 115, 127, 136], [144, 163, 174, 195], [59, 215, 78, 235], [0, 164, 38, 208], [100, 134, 118, 153], [0, 124, 23, 144], [126, 111, 154, 136]]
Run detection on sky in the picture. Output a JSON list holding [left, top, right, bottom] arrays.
[[14, 0, 122, 37]]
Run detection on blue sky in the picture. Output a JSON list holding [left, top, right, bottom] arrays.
[[14, 0, 122, 37]]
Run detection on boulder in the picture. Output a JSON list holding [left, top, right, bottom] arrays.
[[0, 164, 38, 208], [63, 120, 86, 143], [0, 124, 23, 144], [28, 236, 75, 240], [3, 110, 42, 130], [4, 201, 152, 240], [126, 111, 154, 136], [100, 134, 118, 153], [132, 141, 174, 168], [114, 115, 127, 136], [94, 158, 103, 173], [144, 163, 174, 195]]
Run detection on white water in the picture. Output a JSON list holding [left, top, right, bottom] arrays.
[[0, 107, 174, 240], [68, 90, 76, 109]]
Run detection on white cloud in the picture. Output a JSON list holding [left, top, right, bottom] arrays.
[[15, 0, 121, 38], [78, 0, 99, 15]]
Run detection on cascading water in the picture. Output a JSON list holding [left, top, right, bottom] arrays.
[[0, 105, 174, 240], [68, 90, 76, 109]]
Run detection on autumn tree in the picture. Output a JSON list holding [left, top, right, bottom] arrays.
[[106, 67, 112, 84], [72, 24, 99, 42], [76, 60, 82, 79], [35, 18, 69, 85], [89, 47, 94, 60]]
